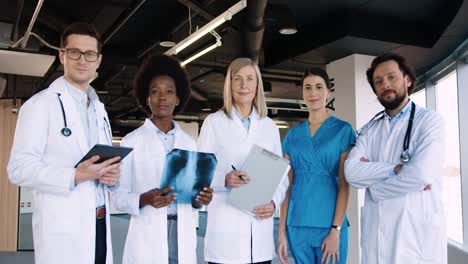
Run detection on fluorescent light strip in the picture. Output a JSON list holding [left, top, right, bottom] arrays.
[[165, 0, 246, 55], [181, 42, 219, 66], [175, 18, 225, 54]]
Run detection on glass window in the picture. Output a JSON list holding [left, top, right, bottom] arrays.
[[410, 89, 426, 107], [435, 71, 463, 244]]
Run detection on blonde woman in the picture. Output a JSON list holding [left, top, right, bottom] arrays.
[[198, 58, 288, 264]]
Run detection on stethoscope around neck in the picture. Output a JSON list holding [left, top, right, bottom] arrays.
[[356, 101, 416, 163], [57, 93, 72, 137], [56, 93, 113, 142]]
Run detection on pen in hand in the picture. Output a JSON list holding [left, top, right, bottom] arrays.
[[231, 165, 247, 184]]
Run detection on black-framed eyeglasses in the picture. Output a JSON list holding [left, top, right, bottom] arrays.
[[61, 48, 100, 62]]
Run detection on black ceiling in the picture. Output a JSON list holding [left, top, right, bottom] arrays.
[[1, 0, 467, 135]]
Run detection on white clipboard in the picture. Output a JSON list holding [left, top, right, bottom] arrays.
[[227, 144, 290, 214]]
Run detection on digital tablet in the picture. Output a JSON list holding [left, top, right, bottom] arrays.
[[74, 144, 133, 168]]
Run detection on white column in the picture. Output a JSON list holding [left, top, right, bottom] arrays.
[[425, 80, 437, 111], [326, 54, 381, 264], [456, 59, 468, 247]]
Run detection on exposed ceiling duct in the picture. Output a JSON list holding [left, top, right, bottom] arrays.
[[244, 0, 267, 63]]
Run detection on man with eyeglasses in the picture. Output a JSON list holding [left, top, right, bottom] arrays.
[[8, 23, 120, 264]]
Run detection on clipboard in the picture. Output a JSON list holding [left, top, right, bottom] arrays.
[[74, 144, 133, 168], [227, 144, 290, 214]]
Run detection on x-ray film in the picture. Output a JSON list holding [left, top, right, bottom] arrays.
[[160, 149, 217, 206]]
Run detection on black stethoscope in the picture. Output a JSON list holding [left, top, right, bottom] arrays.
[[356, 101, 416, 163], [56, 93, 112, 142], [57, 93, 72, 137]]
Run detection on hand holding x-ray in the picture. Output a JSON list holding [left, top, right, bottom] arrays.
[[159, 149, 217, 208], [139, 187, 177, 208]]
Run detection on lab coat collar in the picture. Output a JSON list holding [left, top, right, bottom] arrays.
[[143, 118, 180, 134], [230, 107, 259, 137], [230, 106, 259, 120], [383, 99, 412, 121]]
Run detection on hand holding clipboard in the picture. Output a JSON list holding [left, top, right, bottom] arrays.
[[225, 165, 251, 187], [227, 144, 290, 216]]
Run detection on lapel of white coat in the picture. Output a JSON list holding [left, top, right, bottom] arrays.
[[49, 77, 89, 155], [172, 121, 184, 150], [230, 107, 254, 139], [247, 107, 259, 140], [142, 119, 167, 186], [92, 100, 111, 145]]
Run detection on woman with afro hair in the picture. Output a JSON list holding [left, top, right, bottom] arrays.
[[111, 53, 213, 264]]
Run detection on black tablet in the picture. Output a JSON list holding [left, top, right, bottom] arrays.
[[74, 144, 133, 168]]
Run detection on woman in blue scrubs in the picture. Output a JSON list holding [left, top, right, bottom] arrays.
[[277, 68, 355, 264]]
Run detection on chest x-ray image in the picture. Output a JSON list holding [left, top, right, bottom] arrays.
[[160, 149, 217, 207]]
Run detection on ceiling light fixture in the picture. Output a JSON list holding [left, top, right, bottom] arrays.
[[181, 39, 221, 66], [165, 0, 246, 56], [279, 27, 298, 35], [160, 41, 176, 47]]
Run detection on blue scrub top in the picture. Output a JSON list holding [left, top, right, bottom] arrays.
[[282, 116, 356, 228]]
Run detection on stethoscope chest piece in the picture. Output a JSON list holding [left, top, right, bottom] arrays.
[[400, 150, 411, 163], [61, 127, 72, 137]]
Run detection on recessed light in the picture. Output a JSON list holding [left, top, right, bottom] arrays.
[[160, 41, 176, 47], [279, 27, 298, 35]]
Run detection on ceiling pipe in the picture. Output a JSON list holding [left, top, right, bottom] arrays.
[[11, 0, 44, 48], [11, 0, 24, 42], [244, 0, 267, 63]]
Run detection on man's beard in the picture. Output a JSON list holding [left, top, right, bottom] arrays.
[[378, 89, 407, 110]]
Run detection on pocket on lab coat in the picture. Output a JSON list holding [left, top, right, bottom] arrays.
[[42, 195, 77, 236]]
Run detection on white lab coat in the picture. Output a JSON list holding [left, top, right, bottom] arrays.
[[198, 109, 289, 263], [345, 103, 447, 264], [7, 77, 114, 264], [111, 119, 198, 264]]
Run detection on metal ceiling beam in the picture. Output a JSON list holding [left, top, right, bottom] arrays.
[[102, 0, 147, 45]]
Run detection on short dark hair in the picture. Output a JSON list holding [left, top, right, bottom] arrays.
[[302, 67, 331, 89], [366, 53, 416, 95], [60, 22, 102, 53], [133, 53, 191, 116]]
